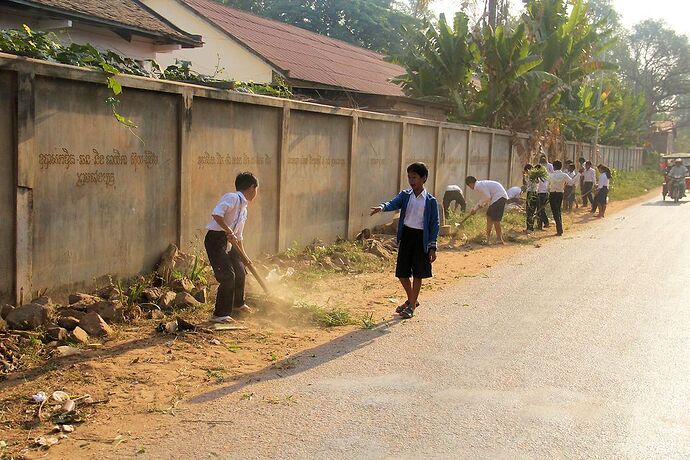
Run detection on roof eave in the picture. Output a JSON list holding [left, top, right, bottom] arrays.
[[6, 0, 202, 47]]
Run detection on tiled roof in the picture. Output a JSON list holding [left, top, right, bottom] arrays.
[[8, 0, 201, 46], [181, 0, 405, 96]]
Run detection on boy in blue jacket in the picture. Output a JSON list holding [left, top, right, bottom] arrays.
[[370, 162, 440, 319]]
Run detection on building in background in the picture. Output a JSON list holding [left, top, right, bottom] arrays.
[[141, 0, 449, 120], [0, 0, 201, 62], [650, 120, 676, 155]]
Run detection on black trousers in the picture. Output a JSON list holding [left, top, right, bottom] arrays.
[[204, 230, 245, 318], [537, 193, 549, 229], [549, 192, 564, 234], [526, 191, 538, 230], [443, 190, 466, 214], [582, 182, 594, 206], [591, 186, 609, 213]]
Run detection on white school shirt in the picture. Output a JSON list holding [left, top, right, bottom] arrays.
[[445, 185, 463, 192], [583, 168, 596, 183], [598, 172, 610, 188], [548, 170, 575, 193], [206, 191, 248, 240], [472, 180, 508, 211], [537, 178, 549, 193], [506, 186, 522, 199], [541, 162, 554, 173], [403, 189, 427, 230]]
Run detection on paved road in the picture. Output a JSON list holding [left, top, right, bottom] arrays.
[[145, 197, 690, 459]]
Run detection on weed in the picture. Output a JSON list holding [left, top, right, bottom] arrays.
[[360, 312, 376, 329], [294, 302, 353, 327], [226, 342, 241, 353], [204, 367, 226, 384]]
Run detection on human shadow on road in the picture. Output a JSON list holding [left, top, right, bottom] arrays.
[[641, 200, 690, 206], [187, 317, 403, 404]]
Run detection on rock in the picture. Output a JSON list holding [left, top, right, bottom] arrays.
[[97, 284, 122, 300], [1, 304, 14, 319], [68, 293, 100, 305], [158, 291, 176, 310], [56, 346, 81, 357], [364, 239, 392, 259], [142, 287, 163, 302], [70, 326, 89, 344], [31, 296, 53, 306], [57, 316, 80, 331], [85, 300, 120, 323], [148, 309, 165, 320], [173, 292, 200, 309], [170, 277, 194, 293], [0, 318, 6, 332], [192, 288, 207, 304], [156, 244, 200, 279], [6, 303, 51, 330], [56, 308, 86, 320], [79, 312, 113, 337], [46, 327, 68, 342], [355, 228, 372, 241]]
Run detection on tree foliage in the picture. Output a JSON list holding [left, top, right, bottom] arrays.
[[214, 0, 420, 54]]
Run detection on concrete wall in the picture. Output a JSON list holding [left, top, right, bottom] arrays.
[[0, 71, 14, 305], [0, 53, 645, 303]]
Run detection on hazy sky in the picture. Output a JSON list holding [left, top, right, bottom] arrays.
[[431, 0, 690, 37]]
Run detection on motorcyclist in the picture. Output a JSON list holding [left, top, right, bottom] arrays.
[[668, 158, 688, 179], [667, 158, 688, 199]]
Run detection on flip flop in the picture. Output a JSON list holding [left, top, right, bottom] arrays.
[[395, 301, 419, 314], [209, 315, 236, 324]]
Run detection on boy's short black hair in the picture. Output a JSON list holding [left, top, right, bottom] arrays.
[[465, 176, 477, 186], [406, 162, 429, 179], [553, 160, 562, 170], [235, 172, 258, 191], [578, 157, 586, 163], [523, 163, 533, 172]]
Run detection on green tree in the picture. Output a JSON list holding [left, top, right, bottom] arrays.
[[390, 12, 479, 119], [619, 19, 690, 121], [215, 0, 420, 54]]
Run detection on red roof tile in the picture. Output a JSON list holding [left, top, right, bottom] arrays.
[[9, 0, 200, 46], [181, 0, 405, 96]]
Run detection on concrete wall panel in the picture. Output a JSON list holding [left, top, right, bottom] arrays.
[[437, 128, 468, 194], [283, 111, 350, 247], [467, 132, 491, 180], [32, 78, 179, 292], [0, 71, 15, 304], [403, 124, 437, 194], [490, 135, 510, 185], [351, 119, 401, 232], [188, 98, 280, 256]]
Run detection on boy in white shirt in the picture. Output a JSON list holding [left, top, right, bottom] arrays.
[[204, 172, 259, 323], [466, 176, 509, 244]]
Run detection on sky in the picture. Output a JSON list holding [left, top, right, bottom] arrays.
[[431, 0, 690, 37]]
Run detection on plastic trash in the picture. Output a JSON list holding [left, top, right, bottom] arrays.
[[52, 391, 70, 402], [266, 269, 281, 283], [32, 392, 47, 403]]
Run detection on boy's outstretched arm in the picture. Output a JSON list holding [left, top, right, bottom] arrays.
[[370, 191, 405, 215]]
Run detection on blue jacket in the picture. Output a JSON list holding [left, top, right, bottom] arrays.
[[381, 189, 440, 253]]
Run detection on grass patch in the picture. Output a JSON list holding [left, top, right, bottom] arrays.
[[446, 209, 528, 243], [609, 166, 660, 201], [293, 302, 353, 327]]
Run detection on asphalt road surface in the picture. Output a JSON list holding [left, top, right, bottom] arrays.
[[144, 197, 690, 459]]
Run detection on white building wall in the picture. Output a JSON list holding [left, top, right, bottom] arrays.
[[141, 0, 275, 82]]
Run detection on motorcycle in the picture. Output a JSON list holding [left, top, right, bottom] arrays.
[[667, 176, 686, 202]]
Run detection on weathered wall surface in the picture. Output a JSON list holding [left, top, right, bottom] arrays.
[[0, 71, 14, 304], [187, 99, 281, 256], [31, 79, 179, 293], [0, 54, 645, 303]]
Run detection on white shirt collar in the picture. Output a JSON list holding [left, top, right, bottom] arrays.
[[237, 191, 248, 205]]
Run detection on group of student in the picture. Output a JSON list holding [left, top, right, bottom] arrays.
[[201, 157, 613, 323], [524, 155, 613, 234]]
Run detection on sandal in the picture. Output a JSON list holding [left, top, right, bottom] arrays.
[[209, 315, 236, 324], [400, 304, 415, 319], [395, 300, 419, 314]]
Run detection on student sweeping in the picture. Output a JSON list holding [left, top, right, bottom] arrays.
[[548, 160, 574, 236], [581, 161, 597, 207], [370, 162, 439, 319], [591, 164, 612, 218], [204, 172, 258, 323], [466, 176, 509, 245], [535, 164, 550, 230]]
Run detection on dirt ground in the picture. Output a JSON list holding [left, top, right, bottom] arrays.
[[0, 189, 659, 459]]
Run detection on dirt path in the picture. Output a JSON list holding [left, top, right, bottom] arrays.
[[0, 188, 660, 459]]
